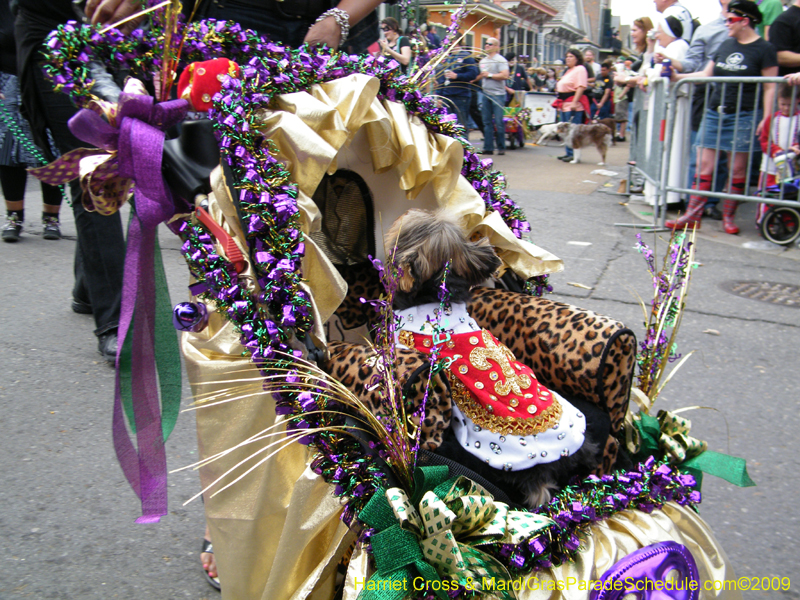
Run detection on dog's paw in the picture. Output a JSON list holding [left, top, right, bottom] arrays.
[[597, 162, 605, 166], [570, 159, 578, 164]]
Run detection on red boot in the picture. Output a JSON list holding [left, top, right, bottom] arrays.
[[666, 176, 711, 230], [722, 178, 745, 235]]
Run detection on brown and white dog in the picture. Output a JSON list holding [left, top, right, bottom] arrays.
[[555, 121, 612, 165], [594, 117, 617, 146]]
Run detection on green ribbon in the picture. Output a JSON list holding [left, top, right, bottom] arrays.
[[358, 466, 553, 600], [119, 222, 181, 441], [682, 451, 755, 488], [631, 412, 661, 461]]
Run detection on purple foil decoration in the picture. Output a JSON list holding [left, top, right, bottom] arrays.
[[590, 542, 699, 600], [172, 302, 209, 332]]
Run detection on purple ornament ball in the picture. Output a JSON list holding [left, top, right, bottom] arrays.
[[172, 302, 209, 332]]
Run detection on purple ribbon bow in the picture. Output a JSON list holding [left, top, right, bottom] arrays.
[[110, 90, 188, 523]]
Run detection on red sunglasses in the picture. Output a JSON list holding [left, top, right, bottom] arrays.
[[725, 15, 746, 24]]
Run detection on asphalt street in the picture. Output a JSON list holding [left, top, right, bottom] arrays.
[[1, 136, 798, 599]]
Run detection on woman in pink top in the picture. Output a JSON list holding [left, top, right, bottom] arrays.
[[555, 48, 589, 161]]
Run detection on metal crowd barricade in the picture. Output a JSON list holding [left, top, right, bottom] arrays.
[[617, 77, 668, 227], [619, 75, 800, 232]]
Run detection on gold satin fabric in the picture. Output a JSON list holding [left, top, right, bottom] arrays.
[[183, 169, 350, 600], [182, 308, 352, 600], [257, 73, 563, 312], [343, 503, 740, 600]]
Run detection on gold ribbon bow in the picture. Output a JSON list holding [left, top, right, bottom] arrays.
[[385, 476, 553, 590], [657, 409, 708, 464], [624, 388, 708, 465], [29, 80, 148, 215]]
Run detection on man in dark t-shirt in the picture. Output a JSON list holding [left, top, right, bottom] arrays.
[[594, 61, 614, 120], [769, 0, 800, 76]]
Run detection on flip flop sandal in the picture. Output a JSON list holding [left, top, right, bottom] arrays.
[[202, 539, 221, 591]]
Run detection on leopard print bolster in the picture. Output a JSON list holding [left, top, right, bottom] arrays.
[[332, 264, 383, 332], [321, 341, 452, 450], [467, 287, 636, 436]]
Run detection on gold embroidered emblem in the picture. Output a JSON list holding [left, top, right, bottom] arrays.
[[469, 330, 532, 396], [398, 330, 415, 348]]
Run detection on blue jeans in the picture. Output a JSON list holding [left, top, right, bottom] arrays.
[[597, 102, 612, 120], [561, 110, 584, 157], [481, 94, 505, 152], [445, 95, 472, 132]]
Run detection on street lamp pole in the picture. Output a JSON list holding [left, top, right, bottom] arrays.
[[507, 21, 518, 58]]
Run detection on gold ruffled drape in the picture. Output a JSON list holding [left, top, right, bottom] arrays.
[[181, 74, 732, 600], [255, 73, 562, 325]]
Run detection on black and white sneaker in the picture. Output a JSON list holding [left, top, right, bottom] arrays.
[[42, 216, 62, 240], [2, 215, 22, 242]]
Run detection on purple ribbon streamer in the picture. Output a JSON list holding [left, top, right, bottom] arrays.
[[69, 109, 120, 151], [107, 93, 187, 523]]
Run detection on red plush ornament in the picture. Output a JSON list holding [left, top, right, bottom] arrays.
[[177, 58, 240, 111]]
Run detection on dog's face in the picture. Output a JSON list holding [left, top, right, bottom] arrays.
[[555, 122, 573, 137], [385, 209, 501, 307]]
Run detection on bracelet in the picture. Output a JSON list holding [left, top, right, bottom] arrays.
[[314, 7, 350, 43]]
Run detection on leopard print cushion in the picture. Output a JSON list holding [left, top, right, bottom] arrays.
[[322, 341, 452, 450], [333, 264, 383, 332], [467, 287, 636, 436]]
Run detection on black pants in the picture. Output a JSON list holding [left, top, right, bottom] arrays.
[[18, 9, 125, 336], [0, 165, 62, 205]]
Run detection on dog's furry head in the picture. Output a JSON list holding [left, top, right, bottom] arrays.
[[555, 121, 573, 137], [385, 209, 501, 309]]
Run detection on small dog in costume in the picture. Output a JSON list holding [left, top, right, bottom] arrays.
[[386, 209, 609, 508]]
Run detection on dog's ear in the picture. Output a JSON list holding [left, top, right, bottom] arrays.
[[396, 261, 416, 292], [452, 237, 501, 285]]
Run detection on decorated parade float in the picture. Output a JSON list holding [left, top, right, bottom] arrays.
[[33, 3, 753, 598]]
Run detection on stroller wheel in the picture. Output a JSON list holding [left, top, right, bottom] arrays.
[[759, 206, 800, 245]]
